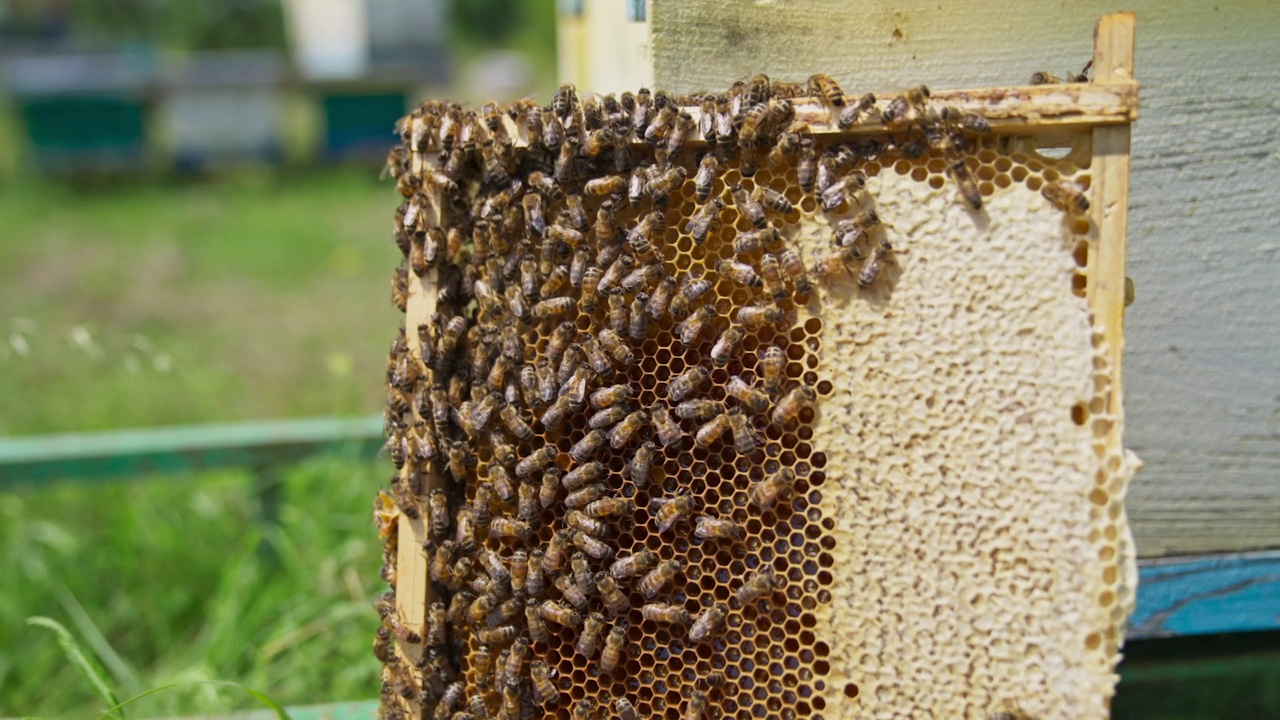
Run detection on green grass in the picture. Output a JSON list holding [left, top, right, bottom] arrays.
[[0, 169, 399, 717], [0, 169, 401, 435]]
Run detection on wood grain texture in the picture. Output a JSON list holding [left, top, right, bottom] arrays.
[[648, 0, 1280, 557]]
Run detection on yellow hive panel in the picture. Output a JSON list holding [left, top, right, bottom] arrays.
[[374, 68, 1136, 720]]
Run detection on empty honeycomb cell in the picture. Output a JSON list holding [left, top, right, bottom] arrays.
[[1073, 218, 1093, 236], [976, 164, 997, 182], [910, 166, 929, 183], [928, 175, 946, 190], [1011, 165, 1029, 182]]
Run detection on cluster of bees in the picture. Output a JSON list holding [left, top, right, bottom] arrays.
[[374, 70, 1087, 720]]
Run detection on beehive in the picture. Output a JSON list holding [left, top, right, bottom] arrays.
[[373, 17, 1139, 720]]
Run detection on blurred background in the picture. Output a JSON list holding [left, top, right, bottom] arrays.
[[0, 0, 554, 715]]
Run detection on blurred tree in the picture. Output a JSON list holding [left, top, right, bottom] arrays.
[[62, 0, 285, 50]]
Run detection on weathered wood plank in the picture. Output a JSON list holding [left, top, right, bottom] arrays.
[[642, 0, 1280, 557]]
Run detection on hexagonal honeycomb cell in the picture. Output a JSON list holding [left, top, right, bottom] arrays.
[[375, 79, 1135, 720]]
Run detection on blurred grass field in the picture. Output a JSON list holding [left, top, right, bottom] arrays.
[[0, 169, 399, 717]]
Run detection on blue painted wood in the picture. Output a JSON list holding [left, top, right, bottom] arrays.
[[1130, 551, 1280, 639]]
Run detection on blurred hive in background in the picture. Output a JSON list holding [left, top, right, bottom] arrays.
[[374, 14, 1140, 716]]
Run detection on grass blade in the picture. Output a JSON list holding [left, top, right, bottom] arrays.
[[96, 681, 292, 720], [25, 616, 123, 720], [55, 584, 141, 696]]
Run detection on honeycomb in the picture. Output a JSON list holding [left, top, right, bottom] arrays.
[[375, 77, 1137, 720]]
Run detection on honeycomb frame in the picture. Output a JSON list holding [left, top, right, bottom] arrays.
[[375, 14, 1138, 720]]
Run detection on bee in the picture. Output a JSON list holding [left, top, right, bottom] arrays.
[[772, 385, 817, 426], [1041, 180, 1090, 214], [613, 698, 640, 720], [670, 276, 712, 318], [882, 84, 931, 127], [519, 192, 548, 238], [536, 359, 559, 406], [730, 183, 768, 229], [676, 305, 717, 347], [554, 134, 581, 183], [509, 549, 530, 597], [530, 660, 560, 704], [1030, 70, 1065, 84], [597, 328, 634, 365], [425, 488, 449, 538], [716, 258, 763, 288], [665, 365, 708, 402], [727, 408, 760, 454], [525, 599, 551, 642], [621, 262, 664, 295], [590, 383, 632, 409], [767, 122, 808, 168], [796, 138, 818, 194], [820, 171, 867, 212], [695, 514, 745, 542], [539, 394, 575, 432], [664, 111, 695, 159], [738, 102, 770, 147], [569, 428, 607, 463], [735, 302, 785, 330], [947, 156, 983, 210], [436, 315, 467, 372], [453, 505, 481, 551], [650, 404, 684, 448], [703, 327, 745, 368], [600, 623, 628, 673], [732, 371, 768, 412], [587, 404, 627, 431], [526, 170, 560, 199], [500, 677, 524, 718], [684, 690, 708, 720], [609, 410, 649, 448], [595, 572, 631, 616], [671, 399, 722, 424], [638, 559, 684, 599], [489, 517, 532, 541], [433, 680, 466, 715], [570, 699, 598, 720], [555, 574, 590, 609], [584, 126, 614, 158], [811, 245, 861, 279], [515, 445, 557, 479], [542, 528, 571, 575], [565, 482, 608, 510], [647, 166, 688, 207], [480, 546, 512, 584], [584, 174, 627, 197], [572, 529, 614, 560], [498, 404, 534, 442], [476, 623, 519, 647], [606, 293, 629, 334], [939, 105, 992, 134], [654, 493, 696, 532], [834, 210, 881, 249], [567, 509, 611, 538], [628, 210, 665, 261], [837, 92, 878, 128], [540, 599, 581, 628], [373, 627, 395, 663], [610, 549, 657, 580], [641, 275, 676, 321], [688, 603, 728, 643], [735, 566, 786, 607], [684, 198, 724, 245], [629, 293, 649, 339], [644, 105, 679, 148], [858, 243, 893, 288], [733, 227, 780, 256], [533, 295, 576, 320], [586, 495, 635, 518], [641, 602, 690, 625], [695, 413, 731, 449], [598, 254, 635, 296], [575, 612, 607, 658], [694, 154, 720, 202], [808, 73, 845, 108], [626, 441, 658, 486]]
